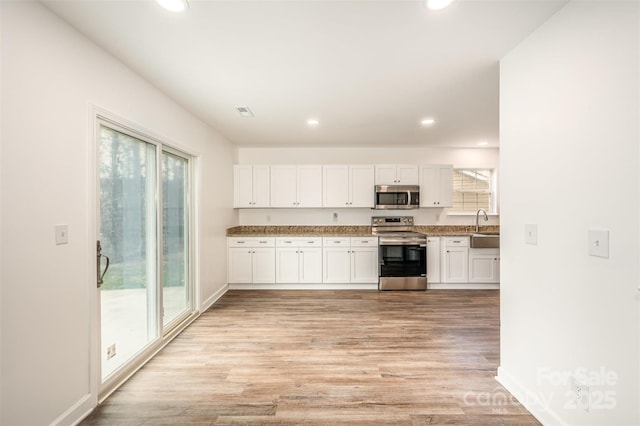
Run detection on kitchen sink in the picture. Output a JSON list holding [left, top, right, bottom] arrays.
[[470, 233, 500, 248]]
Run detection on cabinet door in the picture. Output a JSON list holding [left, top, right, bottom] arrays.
[[351, 247, 379, 284], [442, 247, 469, 283], [299, 248, 323, 283], [469, 253, 499, 283], [420, 165, 453, 207], [323, 247, 351, 283], [374, 164, 398, 185], [270, 165, 297, 207], [297, 165, 323, 207], [397, 164, 419, 185], [420, 165, 440, 207], [228, 247, 253, 283], [437, 165, 453, 208], [252, 247, 275, 283], [349, 165, 375, 208], [233, 165, 254, 208], [275, 247, 300, 283], [252, 165, 271, 208], [426, 237, 441, 284], [323, 165, 349, 207]]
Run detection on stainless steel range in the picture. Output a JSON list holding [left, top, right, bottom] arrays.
[[372, 216, 427, 291]]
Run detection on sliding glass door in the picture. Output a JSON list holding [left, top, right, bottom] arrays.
[[97, 119, 193, 385], [161, 151, 190, 327]]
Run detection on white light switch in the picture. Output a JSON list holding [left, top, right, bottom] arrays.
[[588, 229, 609, 258], [525, 224, 537, 245], [55, 224, 69, 245]]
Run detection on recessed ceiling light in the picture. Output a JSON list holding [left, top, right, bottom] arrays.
[[307, 119, 319, 126], [426, 0, 454, 11], [156, 0, 189, 13], [477, 141, 489, 147], [421, 118, 436, 126]]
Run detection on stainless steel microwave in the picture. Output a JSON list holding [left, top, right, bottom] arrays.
[[374, 185, 420, 210]]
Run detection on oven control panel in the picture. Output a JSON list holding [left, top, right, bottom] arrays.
[[371, 216, 414, 226]]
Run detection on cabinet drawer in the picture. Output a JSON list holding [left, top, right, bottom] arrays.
[[228, 237, 275, 247], [323, 237, 350, 247], [350, 237, 378, 247], [276, 237, 322, 247], [442, 236, 469, 247]]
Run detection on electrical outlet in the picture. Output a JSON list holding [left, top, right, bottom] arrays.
[[570, 376, 590, 412], [107, 344, 116, 360], [576, 384, 590, 411]]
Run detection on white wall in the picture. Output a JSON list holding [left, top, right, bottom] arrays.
[[0, 2, 234, 425], [499, 1, 639, 424], [237, 146, 499, 226]]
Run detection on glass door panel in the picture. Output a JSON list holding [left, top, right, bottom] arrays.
[[99, 124, 158, 381], [161, 151, 190, 327]]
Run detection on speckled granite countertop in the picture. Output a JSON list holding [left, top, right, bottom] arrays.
[[226, 225, 499, 237]]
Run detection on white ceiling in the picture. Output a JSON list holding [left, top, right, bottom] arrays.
[[43, 0, 566, 148]]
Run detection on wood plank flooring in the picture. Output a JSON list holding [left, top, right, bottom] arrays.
[[81, 290, 540, 425]]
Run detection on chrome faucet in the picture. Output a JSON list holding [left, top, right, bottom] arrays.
[[475, 208, 488, 233]]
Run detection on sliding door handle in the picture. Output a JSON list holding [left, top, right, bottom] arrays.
[[96, 240, 110, 288]]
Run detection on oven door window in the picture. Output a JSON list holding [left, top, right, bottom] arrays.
[[376, 192, 409, 207], [379, 245, 426, 277]]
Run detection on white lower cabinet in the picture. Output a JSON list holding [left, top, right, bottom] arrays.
[[441, 237, 469, 283], [350, 238, 379, 283], [469, 249, 500, 283], [276, 238, 323, 283], [228, 238, 276, 284], [322, 244, 351, 283], [426, 237, 440, 284], [323, 237, 378, 284]]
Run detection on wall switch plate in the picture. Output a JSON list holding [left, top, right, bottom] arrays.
[[588, 229, 609, 258], [525, 224, 537, 245], [55, 224, 69, 245]]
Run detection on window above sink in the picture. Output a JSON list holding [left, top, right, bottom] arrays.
[[450, 168, 498, 215]]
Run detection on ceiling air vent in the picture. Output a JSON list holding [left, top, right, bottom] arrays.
[[235, 106, 254, 118]]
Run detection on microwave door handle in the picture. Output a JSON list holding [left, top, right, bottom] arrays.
[[407, 190, 411, 206]]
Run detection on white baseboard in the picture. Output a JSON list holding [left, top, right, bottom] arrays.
[[200, 284, 229, 311], [428, 282, 500, 290], [496, 365, 567, 426], [51, 393, 94, 426], [228, 283, 379, 290]]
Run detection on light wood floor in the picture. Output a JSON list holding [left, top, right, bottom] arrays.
[[82, 290, 539, 425]]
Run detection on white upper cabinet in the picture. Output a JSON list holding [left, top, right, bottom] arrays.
[[233, 165, 270, 208], [270, 165, 322, 208], [420, 164, 453, 208], [375, 164, 419, 185], [323, 165, 374, 208]]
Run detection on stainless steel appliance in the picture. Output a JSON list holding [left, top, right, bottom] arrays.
[[372, 216, 427, 290], [374, 185, 420, 210]]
